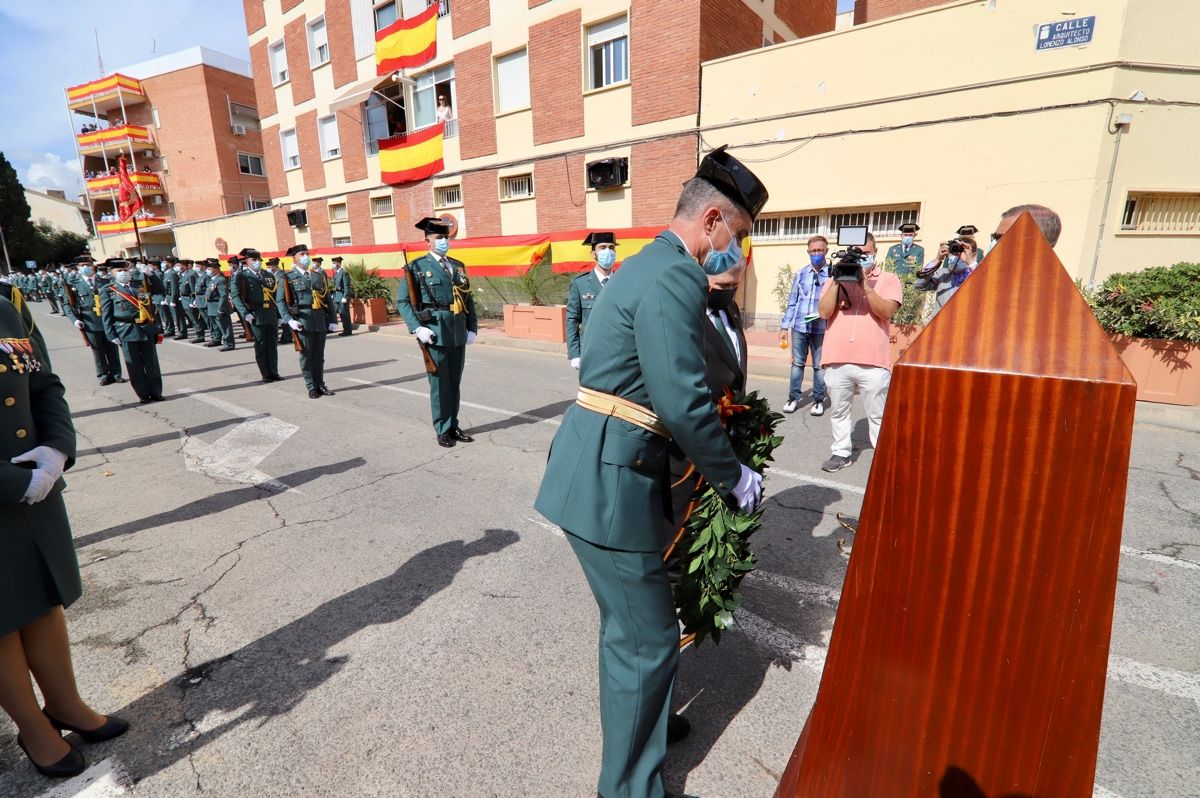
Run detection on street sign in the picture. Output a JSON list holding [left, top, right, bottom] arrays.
[[25, 260, 36, 269], [1036, 16, 1096, 51]]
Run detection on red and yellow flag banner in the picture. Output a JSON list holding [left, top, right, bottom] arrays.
[[66, 73, 144, 104], [375, 4, 438, 75], [96, 217, 167, 235], [548, 227, 661, 273], [406, 235, 550, 278], [87, 172, 162, 193], [379, 124, 444, 186], [77, 124, 153, 149]]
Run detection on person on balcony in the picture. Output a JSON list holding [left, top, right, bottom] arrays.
[[436, 95, 454, 123]]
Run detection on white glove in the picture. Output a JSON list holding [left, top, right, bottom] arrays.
[[570, 357, 580, 370], [12, 447, 68, 506], [341, 298, 348, 305], [110, 338, 121, 345], [732, 464, 764, 514], [415, 327, 436, 345], [73, 320, 85, 330], [466, 331, 476, 345], [328, 323, 337, 332], [288, 320, 303, 331], [244, 313, 255, 324]]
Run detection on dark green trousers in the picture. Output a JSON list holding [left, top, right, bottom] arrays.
[[250, 324, 279, 379], [566, 531, 677, 798], [426, 343, 466, 435], [83, 329, 122, 380], [216, 311, 234, 347], [120, 339, 162, 400], [206, 311, 222, 344], [296, 330, 327, 391], [337, 300, 353, 333]]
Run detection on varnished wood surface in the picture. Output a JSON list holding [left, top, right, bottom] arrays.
[[774, 215, 1137, 797]]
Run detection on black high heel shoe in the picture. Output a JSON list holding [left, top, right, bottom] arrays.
[[16, 735, 87, 779], [43, 710, 130, 744]]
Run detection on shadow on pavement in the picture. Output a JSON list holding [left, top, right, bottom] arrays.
[[76, 416, 261, 459], [467, 399, 573, 435], [333, 373, 428, 393]]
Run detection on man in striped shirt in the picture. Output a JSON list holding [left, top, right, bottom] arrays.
[[779, 235, 830, 416]]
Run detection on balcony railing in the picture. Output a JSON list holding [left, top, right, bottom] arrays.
[[426, 0, 450, 18], [66, 73, 146, 113], [77, 124, 154, 156], [95, 215, 169, 235], [86, 171, 164, 195]]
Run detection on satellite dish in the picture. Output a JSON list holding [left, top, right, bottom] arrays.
[[438, 213, 459, 239], [214, 237, 228, 255]]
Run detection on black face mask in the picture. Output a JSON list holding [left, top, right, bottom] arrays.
[[707, 286, 736, 311]]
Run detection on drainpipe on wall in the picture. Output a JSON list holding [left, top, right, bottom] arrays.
[[1090, 106, 1133, 288]]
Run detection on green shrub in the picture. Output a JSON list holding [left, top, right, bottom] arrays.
[[1086, 262, 1200, 343], [772, 263, 796, 314], [346, 261, 395, 310]]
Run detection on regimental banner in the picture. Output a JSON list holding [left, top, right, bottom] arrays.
[[379, 124, 444, 186], [66, 73, 144, 103], [77, 124, 153, 149], [375, 3, 438, 75]]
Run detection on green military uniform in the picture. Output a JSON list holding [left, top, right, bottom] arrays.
[[204, 262, 235, 349], [566, 270, 607, 361], [61, 268, 123, 384], [883, 241, 925, 277], [332, 258, 354, 336], [182, 264, 208, 342], [0, 294, 81, 638], [276, 245, 336, 398], [101, 264, 163, 403], [0, 281, 51, 370], [396, 219, 478, 444], [230, 248, 282, 382], [40, 270, 61, 313]]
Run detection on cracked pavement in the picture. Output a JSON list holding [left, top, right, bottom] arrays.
[[0, 312, 1197, 797]]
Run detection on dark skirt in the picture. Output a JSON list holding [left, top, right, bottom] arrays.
[[0, 489, 82, 637]]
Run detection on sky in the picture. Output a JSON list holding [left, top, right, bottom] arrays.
[[0, 0, 250, 200], [838, 0, 855, 11]]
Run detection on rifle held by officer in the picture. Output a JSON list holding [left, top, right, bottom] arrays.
[[402, 249, 437, 375]]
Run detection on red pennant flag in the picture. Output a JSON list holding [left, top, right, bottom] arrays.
[[117, 155, 143, 222]]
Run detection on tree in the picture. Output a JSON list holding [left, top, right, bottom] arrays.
[[25, 220, 88, 265], [0, 151, 34, 274]]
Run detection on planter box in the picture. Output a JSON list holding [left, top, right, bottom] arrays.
[[364, 298, 389, 326], [1108, 334, 1200, 406], [503, 303, 566, 342], [889, 323, 924, 363], [350, 299, 366, 324]]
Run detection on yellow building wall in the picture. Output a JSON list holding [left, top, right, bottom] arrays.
[[172, 207, 279, 258]]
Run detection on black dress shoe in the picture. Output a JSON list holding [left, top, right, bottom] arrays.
[[667, 713, 690, 744], [191, 338, 206, 344], [437, 433, 456, 448], [139, 397, 153, 404], [319, 386, 335, 396], [111, 376, 126, 383], [309, 389, 321, 399], [450, 427, 474, 443], [173, 335, 188, 340], [99, 376, 114, 386], [338, 332, 352, 337], [220, 345, 235, 352], [268, 374, 284, 381], [44, 710, 130, 744], [16, 735, 86, 779], [204, 342, 220, 348], [150, 394, 165, 402]]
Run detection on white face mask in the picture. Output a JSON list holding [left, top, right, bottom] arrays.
[[114, 270, 130, 285]]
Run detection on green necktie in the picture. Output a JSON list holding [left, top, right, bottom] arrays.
[[710, 311, 736, 356]]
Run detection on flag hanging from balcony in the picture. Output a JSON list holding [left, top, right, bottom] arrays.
[[379, 123, 444, 186], [116, 155, 143, 222], [375, 3, 438, 75]]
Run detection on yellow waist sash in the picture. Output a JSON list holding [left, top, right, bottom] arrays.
[[576, 387, 670, 439]]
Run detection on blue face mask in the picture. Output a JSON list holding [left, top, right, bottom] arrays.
[[901, 236, 914, 247], [596, 249, 616, 270], [80, 266, 93, 277], [432, 238, 450, 256], [861, 254, 876, 269], [298, 255, 311, 268], [702, 215, 743, 275], [809, 253, 826, 268]]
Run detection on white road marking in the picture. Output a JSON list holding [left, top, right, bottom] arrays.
[[32, 757, 128, 798], [769, 467, 865, 495], [1109, 655, 1200, 708], [177, 389, 298, 488], [744, 569, 841, 605], [344, 377, 562, 427], [1119, 545, 1200, 571], [734, 608, 828, 673], [1094, 786, 1126, 798]]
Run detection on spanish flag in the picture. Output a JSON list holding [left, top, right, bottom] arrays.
[[375, 4, 438, 75], [379, 123, 445, 185]]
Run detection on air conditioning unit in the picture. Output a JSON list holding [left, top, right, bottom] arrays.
[[586, 157, 629, 191], [286, 209, 308, 228], [232, 124, 247, 136], [150, 195, 164, 205]]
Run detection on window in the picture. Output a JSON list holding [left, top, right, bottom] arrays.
[[230, 102, 261, 131], [329, 202, 349, 222], [426, 0, 450, 18], [238, 153, 265, 176], [245, 196, 271, 211], [318, 115, 341, 160], [829, 211, 870, 234], [150, 195, 164, 206], [308, 17, 329, 66], [151, 106, 160, 128], [753, 214, 820, 242], [269, 40, 289, 84], [332, 236, 353, 246], [1120, 193, 1200, 232], [588, 16, 629, 90], [495, 49, 530, 114], [413, 64, 456, 136], [371, 196, 394, 216], [501, 173, 534, 200], [434, 184, 462, 208], [374, 1, 398, 31], [280, 128, 299, 170], [871, 207, 920, 237], [365, 83, 406, 155]]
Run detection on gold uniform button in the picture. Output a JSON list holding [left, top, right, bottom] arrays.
[[634, 457, 643, 467], [15, 429, 27, 439], [3, 397, 13, 407], [0, 365, 7, 373]]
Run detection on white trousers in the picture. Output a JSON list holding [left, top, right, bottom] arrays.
[[825, 363, 891, 458]]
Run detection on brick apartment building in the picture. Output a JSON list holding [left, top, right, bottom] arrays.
[[66, 47, 270, 257], [244, 0, 837, 253], [853, 0, 955, 24]]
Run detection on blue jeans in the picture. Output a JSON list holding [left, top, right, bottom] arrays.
[[788, 330, 825, 402]]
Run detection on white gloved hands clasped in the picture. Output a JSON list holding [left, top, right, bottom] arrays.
[[414, 327, 436, 345], [466, 331, 476, 345], [288, 320, 303, 331], [570, 357, 580, 370], [11, 446, 68, 505], [732, 464, 764, 514]]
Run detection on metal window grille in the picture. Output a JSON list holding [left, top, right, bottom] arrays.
[[371, 196, 393, 216], [1121, 193, 1200, 232], [501, 174, 534, 200], [332, 236, 352, 246], [753, 214, 820, 241], [829, 211, 870, 234], [329, 203, 348, 222], [434, 185, 462, 207], [871, 207, 919, 237]]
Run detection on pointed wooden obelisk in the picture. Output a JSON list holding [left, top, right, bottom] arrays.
[[774, 214, 1137, 797]]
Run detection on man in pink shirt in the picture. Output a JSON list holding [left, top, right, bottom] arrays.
[[817, 233, 902, 472]]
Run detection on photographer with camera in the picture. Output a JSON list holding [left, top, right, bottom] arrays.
[[914, 226, 979, 319], [817, 231, 902, 473]]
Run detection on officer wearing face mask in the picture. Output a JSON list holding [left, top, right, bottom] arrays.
[[100, 259, 164, 404], [181, 261, 207, 344], [534, 145, 767, 798], [566, 232, 617, 371], [61, 258, 124, 386], [230, 247, 283, 383], [277, 244, 336, 399], [883, 223, 924, 277]]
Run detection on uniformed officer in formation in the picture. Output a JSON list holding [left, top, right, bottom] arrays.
[[277, 244, 336, 399], [62, 258, 124, 386], [230, 247, 284, 383], [40, 268, 62, 315], [182, 259, 208, 343], [534, 146, 767, 798], [397, 217, 478, 448], [883, 222, 924, 276], [163, 258, 189, 340], [100, 258, 164, 404], [331, 255, 354, 336], [203, 258, 235, 351], [566, 231, 617, 370]]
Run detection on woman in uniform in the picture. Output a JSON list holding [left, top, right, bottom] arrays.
[[0, 294, 128, 779]]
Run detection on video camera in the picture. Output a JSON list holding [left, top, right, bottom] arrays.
[[831, 225, 869, 284]]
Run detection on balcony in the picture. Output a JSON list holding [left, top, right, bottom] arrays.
[[95, 215, 169, 236], [77, 124, 154, 157], [86, 171, 164, 196], [66, 73, 146, 114]]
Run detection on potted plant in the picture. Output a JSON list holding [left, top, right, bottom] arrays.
[[1086, 261, 1200, 405], [500, 260, 569, 342], [347, 262, 393, 326]]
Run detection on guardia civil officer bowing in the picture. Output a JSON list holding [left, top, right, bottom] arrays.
[[397, 217, 478, 448], [277, 244, 337, 398], [535, 147, 767, 798], [230, 247, 284, 383]]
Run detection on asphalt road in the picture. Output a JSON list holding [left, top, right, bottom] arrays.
[[0, 305, 1196, 798]]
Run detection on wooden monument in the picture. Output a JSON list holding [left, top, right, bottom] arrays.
[[774, 214, 1137, 797]]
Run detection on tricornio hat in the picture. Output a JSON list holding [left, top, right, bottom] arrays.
[[694, 145, 768, 219], [581, 232, 617, 249]]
